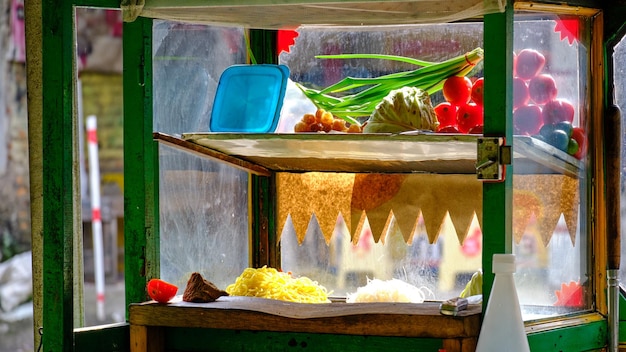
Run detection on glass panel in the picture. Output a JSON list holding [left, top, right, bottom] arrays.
[[153, 22, 250, 290], [153, 21, 246, 134], [512, 14, 591, 319], [158, 144, 249, 290], [279, 16, 593, 318], [279, 23, 484, 134], [279, 180, 483, 299], [279, 24, 485, 301], [75, 7, 126, 327]]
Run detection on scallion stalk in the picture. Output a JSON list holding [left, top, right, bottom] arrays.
[[297, 47, 484, 124]]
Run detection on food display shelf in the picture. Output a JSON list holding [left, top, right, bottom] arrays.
[[129, 296, 482, 352], [154, 132, 582, 177]]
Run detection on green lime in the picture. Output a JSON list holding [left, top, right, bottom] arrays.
[[548, 130, 570, 152], [555, 121, 573, 137], [567, 138, 579, 155]]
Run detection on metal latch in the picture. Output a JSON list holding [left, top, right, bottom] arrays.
[[476, 137, 511, 181]]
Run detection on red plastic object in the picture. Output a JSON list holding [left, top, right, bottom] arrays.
[[554, 280, 584, 308], [554, 17, 580, 45], [277, 29, 299, 55]]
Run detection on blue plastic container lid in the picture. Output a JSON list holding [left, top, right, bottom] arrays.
[[210, 64, 290, 133]]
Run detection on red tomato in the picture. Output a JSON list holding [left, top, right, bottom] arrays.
[[571, 127, 587, 159], [542, 99, 575, 125], [528, 74, 558, 105], [434, 102, 458, 130], [470, 78, 485, 106], [515, 49, 546, 80], [456, 103, 483, 133], [443, 76, 472, 105], [147, 278, 178, 303], [513, 105, 543, 135], [468, 125, 484, 134], [438, 126, 460, 133], [513, 77, 530, 109]]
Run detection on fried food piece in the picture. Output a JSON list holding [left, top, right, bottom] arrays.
[[182, 272, 229, 303]]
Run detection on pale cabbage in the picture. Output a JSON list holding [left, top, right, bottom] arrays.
[[363, 86, 439, 133]]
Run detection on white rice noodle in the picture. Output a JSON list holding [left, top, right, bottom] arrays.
[[346, 278, 433, 303]]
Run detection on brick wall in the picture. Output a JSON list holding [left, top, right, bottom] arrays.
[[0, 0, 30, 255], [79, 72, 124, 176], [0, 68, 125, 258], [0, 61, 30, 255]]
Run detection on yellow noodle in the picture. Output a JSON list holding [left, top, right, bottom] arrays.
[[226, 266, 330, 303]]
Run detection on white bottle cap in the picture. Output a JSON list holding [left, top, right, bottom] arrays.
[[492, 253, 516, 273]]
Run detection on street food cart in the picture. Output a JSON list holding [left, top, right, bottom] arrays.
[[25, 0, 626, 351]]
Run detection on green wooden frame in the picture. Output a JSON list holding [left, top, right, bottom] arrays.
[[481, 1, 514, 304], [122, 15, 160, 313], [40, 0, 78, 349]]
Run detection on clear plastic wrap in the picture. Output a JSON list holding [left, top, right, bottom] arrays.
[[123, 0, 505, 27]]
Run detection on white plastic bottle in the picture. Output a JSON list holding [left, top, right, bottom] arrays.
[[475, 254, 530, 352]]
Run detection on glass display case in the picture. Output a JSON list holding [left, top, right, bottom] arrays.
[[26, 1, 626, 352], [153, 14, 591, 316]]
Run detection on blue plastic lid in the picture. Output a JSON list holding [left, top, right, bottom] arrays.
[[210, 64, 290, 133]]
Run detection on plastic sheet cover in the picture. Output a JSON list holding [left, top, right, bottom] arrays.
[[122, 0, 505, 28]]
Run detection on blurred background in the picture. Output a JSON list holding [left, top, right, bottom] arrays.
[[0, 3, 126, 351]]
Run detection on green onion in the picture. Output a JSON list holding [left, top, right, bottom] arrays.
[[315, 53, 436, 67], [297, 47, 484, 125]]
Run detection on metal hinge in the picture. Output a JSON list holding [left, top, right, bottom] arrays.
[[476, 137, 511, 181]]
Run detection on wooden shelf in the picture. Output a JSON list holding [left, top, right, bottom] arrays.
[[154, 132, 583, 177], [130, 296, 481, 337], [129, 296, 482, 352]]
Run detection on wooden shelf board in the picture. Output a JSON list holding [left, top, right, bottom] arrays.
[[130, 296, 482, 338]]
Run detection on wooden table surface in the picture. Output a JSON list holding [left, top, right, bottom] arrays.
[[129, 296, 482, 352]]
